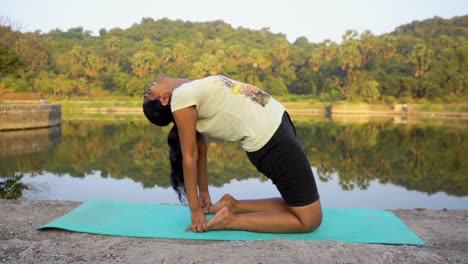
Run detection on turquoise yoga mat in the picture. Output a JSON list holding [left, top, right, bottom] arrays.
[[37, 199, 424, 245]]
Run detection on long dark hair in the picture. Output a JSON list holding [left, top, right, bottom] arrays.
[[143, 98, 187, 202]]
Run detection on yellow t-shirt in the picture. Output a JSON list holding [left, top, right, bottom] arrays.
[[171, 75, 285, 152]]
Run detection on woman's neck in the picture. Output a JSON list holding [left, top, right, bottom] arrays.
[[173, 78, 191, 89]]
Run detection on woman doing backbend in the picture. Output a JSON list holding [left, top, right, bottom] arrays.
[[143, 74, 322, 233]]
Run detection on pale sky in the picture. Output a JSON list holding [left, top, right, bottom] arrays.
[[1, 0, 467, 43]]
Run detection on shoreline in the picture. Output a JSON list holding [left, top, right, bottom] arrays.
[[1, 99, 467, 119], [71, 106, 468, 119], [1, 199, 467, 264]]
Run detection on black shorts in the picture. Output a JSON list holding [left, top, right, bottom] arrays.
[[246, 112, 320, 207]]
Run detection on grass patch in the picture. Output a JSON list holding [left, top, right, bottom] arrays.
[[416, 104, 446, 111]]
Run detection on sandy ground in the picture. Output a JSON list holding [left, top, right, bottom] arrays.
[[0, 200, 467, 264]]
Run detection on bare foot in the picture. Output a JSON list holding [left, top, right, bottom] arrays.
[[209, 194, 236, 214], [207, 207, 233, 230]]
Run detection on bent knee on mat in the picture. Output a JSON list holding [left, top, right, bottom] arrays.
[[301, 213, 323, 232], [289, 199, 323, 232]]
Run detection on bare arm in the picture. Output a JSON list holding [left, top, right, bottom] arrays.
[[196, 132, 211, 212], [173, 106, 207, 232]]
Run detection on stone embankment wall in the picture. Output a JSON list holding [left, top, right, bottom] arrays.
[[0, 104, 61, 131], [327, 103, 467, 119]]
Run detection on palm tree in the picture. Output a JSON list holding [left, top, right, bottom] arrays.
[[248, 49, 263, 86], [359, 30, 376, 66], [172, 43, 189, 64], [410, 43, 431, 78], [339, 39, 362, 85], [377, 36, 396, 60], [200, 53, 222, 75], [70, 45, 86, 95], [272, 38, 289, 76], [131, 52, 157, 78]]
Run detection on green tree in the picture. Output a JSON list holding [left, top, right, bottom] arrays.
[[199, 53, 222, 75], [272, 38, 290, 75], [83, 54, 106, 96], [0, 46, 22, 76], [103, 63, 131, 94], [338, 31, 362, 99], [267, 77, 288, 96], [55, 74, 74, 97], [309, 40, 339, 74], [359, 30, 377, 68], [125, 76, 145, 96], [225, 44, 246, 75], [352, 73, 381, 102], [104, 36, 121, 64], [69, 45, 86, 95], [34, 71, 56, 95], [257, 50, 272, 88], [205, 38, 224, 54], [172, 43, 189, 65], [248, 49, 262, 86], [131, 51, 158, 78], [190, 62, 206, 79], [309, 47, 325, 73], [410, 43, 431, 78], [376, 35, 396, 61], [13, 34, 48, 73]]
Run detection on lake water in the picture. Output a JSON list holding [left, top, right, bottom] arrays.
[[1, 114, 467, 210]]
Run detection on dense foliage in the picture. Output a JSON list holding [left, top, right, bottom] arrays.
[[0, 15, 466, 102]]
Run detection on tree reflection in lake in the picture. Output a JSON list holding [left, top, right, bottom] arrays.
[[0, 116, 466, 207], [299, 121, 467, 197], [0, 175, 30, 199]]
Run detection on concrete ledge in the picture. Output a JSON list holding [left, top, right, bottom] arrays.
[[0, 104, 61, 131]]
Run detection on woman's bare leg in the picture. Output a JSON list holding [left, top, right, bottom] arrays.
[[209, 194, 289, 214], [207, 199, 322, 233]]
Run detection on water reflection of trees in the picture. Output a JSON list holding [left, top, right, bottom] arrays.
[[0, 120, 262, 191], [299, 122, 467, 196], [0, 120, 466, 197], [0, 175, 29, 199]]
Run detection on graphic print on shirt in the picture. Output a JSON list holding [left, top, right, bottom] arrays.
[[219, 75, 270, 107]]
